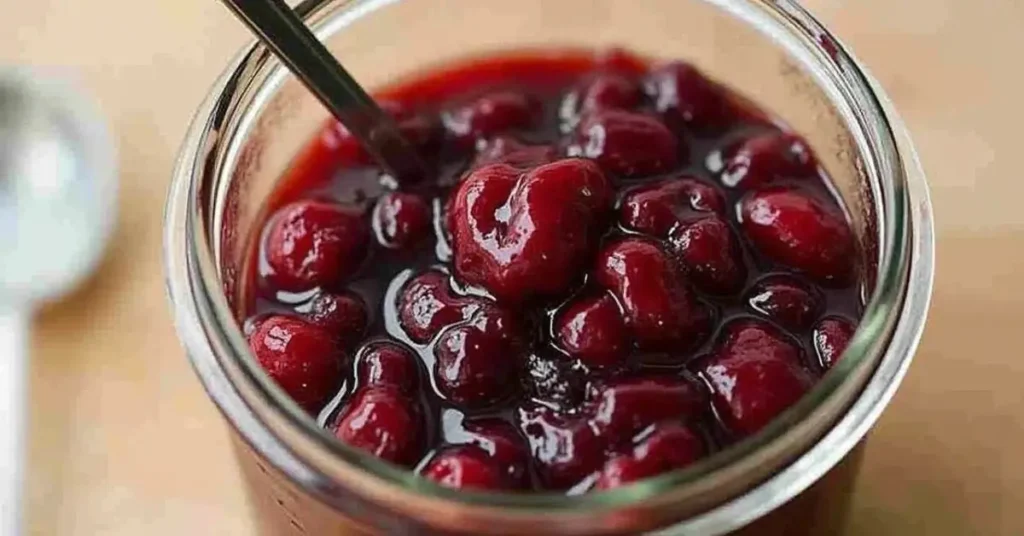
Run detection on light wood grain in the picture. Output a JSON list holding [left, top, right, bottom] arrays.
[[0, 0, 1020, 534]]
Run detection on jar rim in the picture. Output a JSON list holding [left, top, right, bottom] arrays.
[[164, 0, 934, 532]]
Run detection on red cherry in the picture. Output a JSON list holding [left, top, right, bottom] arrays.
[[696, 320, 814, 437], [644, 61, 727, 130], [422, 446, 506, 490], [668, 216, 747, 295], [298, 291, 367, 347], [554, 292, 629, 369], [595, 423, 706, 490], [333, 386, 423, 466], [247, 315, 345, 414], [443, 91, 537, 148], [461, 418, 530, 488], [516, 404, 606, 489], [721, 131, 817, 189], [372, 192, 432, 250], [354, 340, 419, 393], [813, 316, 856, 369], [570, 109, 681, 178], [588, 376, 707, 441], [262, 200, 369, 292], [620, 177, 726, 237], [397, 270, 476, 344], [745, 275, 823, 332], [434, 306, 523, 407], [594, 238, 709, 354], [559, 73, 642, 131], [741, 188, 856, 285], [450, 159, 612, 303]]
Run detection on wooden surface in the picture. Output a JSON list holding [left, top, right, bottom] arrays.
[[1, 0, 1020, 534]]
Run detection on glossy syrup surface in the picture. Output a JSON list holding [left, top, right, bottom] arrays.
[[242, 49, 863, 494]]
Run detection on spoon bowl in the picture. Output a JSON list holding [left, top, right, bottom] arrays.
[[0, 71, 117, 305]]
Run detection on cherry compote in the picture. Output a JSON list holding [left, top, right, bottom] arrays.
[[242, 49, 862, 494]]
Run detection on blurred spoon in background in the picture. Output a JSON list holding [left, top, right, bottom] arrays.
[[0, 70, 117, 535]]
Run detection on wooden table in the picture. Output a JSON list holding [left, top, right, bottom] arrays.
[[1, 0, 1019, 534]]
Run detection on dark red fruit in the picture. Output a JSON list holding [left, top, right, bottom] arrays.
[[333, 386, 423, 466], [745, 275, 822, 332], [372, 192, 432, 250], [299, 291, 367, 347], [473, 136, 556, 169], [594, 239, 709, 353], [741, 188, 856, 285], [450, 159, 612, 302], [434, 306, 523, 407], [644, 61, 727, 130], [443, 91, 536, 148], [559, 73, 642, 131], [354, 340, 418, 393], [554, 292, 629, 369], [595, 423, 706, 490], [620, 178, 726, 237], [721, 131, 816, 189], [813, 316, 856, 369], [588, 376, 706, 441], [697, 320, 814, 437], [321, 100, 439, 167], [262, 200, 369, 292], [461, 418, 530, 487], [250, 51, 865, 493], [422, 446, 506, 490], [516, 403, 605, 489], [521, 350, 587, 409], [569, 109, 681, 178], [668, 216, 747, 295], [397, 271, 475, 343], [247, 315, 345, 413]]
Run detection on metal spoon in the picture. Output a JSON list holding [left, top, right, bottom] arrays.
[[217, 0, 428, 182], [0, 70, 117, 535]]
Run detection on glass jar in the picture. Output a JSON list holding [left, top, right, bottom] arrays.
[[163, 0, 935, 533]]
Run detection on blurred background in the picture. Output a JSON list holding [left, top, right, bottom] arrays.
[[0, 0, 1019, 534]]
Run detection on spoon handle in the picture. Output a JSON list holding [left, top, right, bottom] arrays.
[[218, 0, 428, 181], [0, 309, 27, 535]]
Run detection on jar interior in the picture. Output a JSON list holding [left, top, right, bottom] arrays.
[[195, 0, 897, 530]]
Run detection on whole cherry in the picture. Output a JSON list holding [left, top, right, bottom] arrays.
[[554, 292, 629, 369], [450, 159, 612, 303], [569, 109, 681, 178], [443, 91, 537, 148], [298, 291, 368, 347], [434, 306, 523, 408], [813, 316, 856, 369], [422, 446, 507, 490], [721, 131, 817, 189], [247, 315, 345, 414], [354, 340, 419, 394], [745, 275, 823, 332], [262, 200, 369, 292], [644, 61, 727, 130], [594, 238, 709, 353], [696, 320, 814, 437], [741, 188, 856, 285], [595, 422, 706, 490], [333, 385, 423, 466], [372, 192, 432, 250]]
